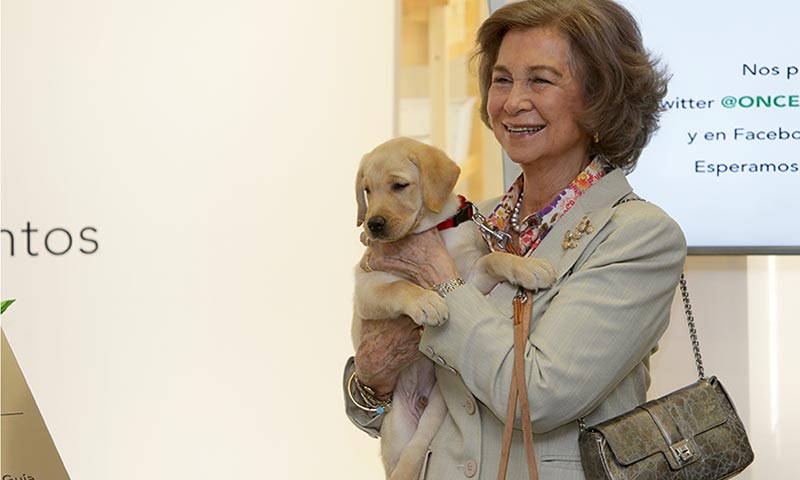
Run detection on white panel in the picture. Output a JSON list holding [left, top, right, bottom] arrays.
[[1, 0, 394, 478], [745, 256, 800, 479]]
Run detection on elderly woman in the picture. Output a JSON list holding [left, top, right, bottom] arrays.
[[345, 1, 686, 478]]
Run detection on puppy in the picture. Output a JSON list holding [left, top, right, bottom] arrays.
[[352, 137, 555, 480]]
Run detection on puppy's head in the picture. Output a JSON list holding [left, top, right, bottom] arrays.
[[356, 137, 460, 242]]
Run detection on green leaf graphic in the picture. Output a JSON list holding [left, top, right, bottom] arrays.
[[1, 299, 16, 314]]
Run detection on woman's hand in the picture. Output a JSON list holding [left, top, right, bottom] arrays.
[[361, 228, 459, 289], [354, 228, 460, 394], [355, 316, 424, 395]]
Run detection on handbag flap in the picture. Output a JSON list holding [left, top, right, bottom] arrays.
[[588, 379, 727, 467]]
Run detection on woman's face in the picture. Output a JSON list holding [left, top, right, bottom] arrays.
[[487, 27, 589, 171]]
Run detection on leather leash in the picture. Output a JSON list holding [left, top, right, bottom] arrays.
[[497, 288, 539, 480], [468, 201, 538, 479]]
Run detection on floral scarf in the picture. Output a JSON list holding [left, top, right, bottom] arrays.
[[483, 158, 607, 257]]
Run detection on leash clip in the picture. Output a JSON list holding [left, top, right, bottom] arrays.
[[469, 203, 514, 252], [514, 287, 529, 303]]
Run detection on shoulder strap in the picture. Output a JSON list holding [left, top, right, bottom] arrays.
[[613, 192, 645, 207], [612, 196, 705, 378], [678, 273, 706, 380]]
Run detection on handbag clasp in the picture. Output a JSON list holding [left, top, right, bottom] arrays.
[[671, 439, 695, 464]]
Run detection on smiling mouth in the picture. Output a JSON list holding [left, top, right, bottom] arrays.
[[505, 124, 545, 134]]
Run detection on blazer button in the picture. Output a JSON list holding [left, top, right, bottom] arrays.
[[464, 459, 478, 478], [464, 397, 476, 415], [447, 365, 458, 375], [426, 346, 436, 357], [435, 355, 447, 366]]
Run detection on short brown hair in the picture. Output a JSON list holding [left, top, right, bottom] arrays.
[[475, 0, 669, 172]]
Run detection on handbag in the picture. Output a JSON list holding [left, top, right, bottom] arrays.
[[578, 273, 755, 479]]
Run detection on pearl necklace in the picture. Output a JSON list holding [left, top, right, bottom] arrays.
[[510, 191, 525, 233]]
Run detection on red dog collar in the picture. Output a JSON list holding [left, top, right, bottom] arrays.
[[436, 195, 474, 231]]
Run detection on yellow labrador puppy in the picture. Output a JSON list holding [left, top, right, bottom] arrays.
[[353, 137, 555, 480]]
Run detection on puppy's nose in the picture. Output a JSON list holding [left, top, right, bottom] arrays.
[[367, 216, 386, 235]]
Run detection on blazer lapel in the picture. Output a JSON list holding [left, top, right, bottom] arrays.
[[530, 169, 633, 281], [484, 169, 635, 309]]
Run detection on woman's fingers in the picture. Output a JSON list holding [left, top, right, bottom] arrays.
[[362, 229, 456, 288]]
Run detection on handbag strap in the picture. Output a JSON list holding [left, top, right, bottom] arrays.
[[679, 273, 706, 380], [616, 196, 706, 380], [497, 289, 539, 480]]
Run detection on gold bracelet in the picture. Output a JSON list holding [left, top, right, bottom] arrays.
[[432, 277, 465, 298], [347, 371, 392, 414]]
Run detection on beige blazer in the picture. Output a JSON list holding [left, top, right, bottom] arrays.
[[345, 169, 687, 479]]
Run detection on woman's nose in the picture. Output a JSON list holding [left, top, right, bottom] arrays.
[[504, 83, 534, 115]]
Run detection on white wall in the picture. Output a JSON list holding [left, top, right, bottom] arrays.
[[744, 256, 800, 479], [1, 1, 393, 478]]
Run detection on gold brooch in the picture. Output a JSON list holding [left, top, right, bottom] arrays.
[[562, 216, 594, 250]]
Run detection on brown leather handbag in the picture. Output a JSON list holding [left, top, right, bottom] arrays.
[[578, 274, 755, 479]]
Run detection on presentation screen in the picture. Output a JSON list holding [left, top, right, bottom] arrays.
[[493, 0, 800, 254], [621, 1, 799, 254]]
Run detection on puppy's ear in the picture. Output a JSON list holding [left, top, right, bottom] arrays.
[[409, 144, 460, 213], [355, 163, 367, 227]]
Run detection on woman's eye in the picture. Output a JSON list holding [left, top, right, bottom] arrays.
[[392, 183, 409, 192], [492, 76, 511, 84], [532, 77, 552, 85]]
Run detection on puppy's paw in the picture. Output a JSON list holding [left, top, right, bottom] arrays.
[[480, 252, 557, 292], [509, 258, 557, 291], [404, 290, 449, 327]]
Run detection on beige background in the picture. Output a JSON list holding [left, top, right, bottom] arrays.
[[2, 0, 393, 478]]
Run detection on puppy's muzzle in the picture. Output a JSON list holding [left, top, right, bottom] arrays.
[[366, 216, 387, 237]]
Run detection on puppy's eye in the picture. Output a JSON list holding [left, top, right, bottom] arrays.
[[392, 183, 409, 192], [364, 187, 371, 195]]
